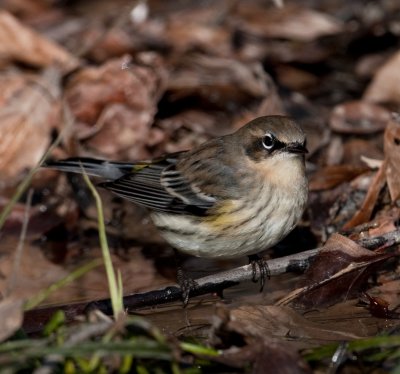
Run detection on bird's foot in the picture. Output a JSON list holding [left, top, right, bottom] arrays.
[[177, 267, 198, 306], [248, 254, 270, 292]]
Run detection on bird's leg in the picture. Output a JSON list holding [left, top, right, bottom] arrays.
[[248, 253, 270, 292], [174, 250, 198, 306]]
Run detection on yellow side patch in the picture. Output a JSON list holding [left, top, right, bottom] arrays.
[[131, 164, 149, 172], [203, 200, 243, 229]]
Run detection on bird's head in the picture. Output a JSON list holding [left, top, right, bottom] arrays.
[[234, 115, 308, 163]]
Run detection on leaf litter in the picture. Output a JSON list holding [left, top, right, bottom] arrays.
[[1, 0, 400, 372]]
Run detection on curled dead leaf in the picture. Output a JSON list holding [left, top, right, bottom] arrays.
[[164, 6, 231, 56], [343, 161, 387, 229], [168, 54, 270, 100], [215, 303, 361, 346], [384, 114, 400, 201], [65, 54, 167, 159], [330, 101, 391, 134], [0, 10, 78, 71], [342, 139, 383, 167], [234, 4, 343, 42], [309, 165, 368, 191], [217, 338, 311, 374], [278, 234, 392, 308], [0, 298, 24, 342], [364, 51, 400, 104], [0, 68, 61, 183]]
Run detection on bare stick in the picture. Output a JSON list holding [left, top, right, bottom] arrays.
[[23, 229, 400, 333]]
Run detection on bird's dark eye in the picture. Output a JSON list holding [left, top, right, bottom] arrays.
[[262, 133, 275, 150]]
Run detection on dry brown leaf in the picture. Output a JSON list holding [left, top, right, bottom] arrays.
[[164, 9, 231, 56], [168, 54, 269, 99], [342, 139, 383, 167], [355, 52, 389, 79], [330, 101, 391, 134], [367, 207, 399, 238], [218, 304, 361, 344], [234, 4, 343, 42], [364, 51, 400, 104], [85, 103, 153, 160], [342, 115, 400, 227], [0, 298, 24, 342], [343, 161, 387, 229], [305, 299, 399, 337], [0, 10, 78, 71], [384, 115, 400, 201], [309, 165, 368, 191], [65, 54, 167, 160], [217, 338, 311, 374], [360, 155, 383, 169], [275, 65, 318, 91], [278, 234, 392, 308], [0, 68, 61, 183], [83, 27, 136, 63], [0, 234, 159, 306], [0, 195, 63, 239], [1, 0, 54, 20]]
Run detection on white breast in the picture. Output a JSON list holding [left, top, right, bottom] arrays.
[[152, 157, 307, 259]]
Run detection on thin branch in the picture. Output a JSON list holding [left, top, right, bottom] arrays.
[[22, 229, 400, 333]]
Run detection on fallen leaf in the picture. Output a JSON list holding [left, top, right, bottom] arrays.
[[1, 0, 56, 21], [167, 54, 270, 101], [234, 4, 343, 42], [215, 303, 362, 346], [275, 65, 319, 91], [164, 6, 232, 56], [278, 234, 392, 308], [360, 156, 383, 169], [65, 54, 167, 160], [364, 51, 400, 104], [342, 139, 383, 167], [330, 101, 391, 134], [355, 52, 389, 79], [362, 292, 395, 319], [0, 10, 78, 71], [217, 339, 311, 374], [367, 207, 398, 237], [0, 235, 160, 306], [156, 110, 223, 154], [85, 103, 153, 160], [0, 68, 61, 183], [0, 298, 24, 342], [343, 161, 387, 229], [83, 27, 136, 63], [0, 196, 64, 239], [309, 165, 368, 191], [344, 114, 400, 227], [384, 114, 400, 201]]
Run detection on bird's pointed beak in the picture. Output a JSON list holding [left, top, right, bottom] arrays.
[[286, 142, 308, 154]]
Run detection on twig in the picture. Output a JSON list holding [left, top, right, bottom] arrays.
[[23, 229, 400, 333]]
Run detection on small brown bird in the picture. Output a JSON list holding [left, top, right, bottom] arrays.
[[45, 115, 308, 301]]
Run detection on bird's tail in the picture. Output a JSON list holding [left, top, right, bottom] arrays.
[[43, 157, 136, 180]]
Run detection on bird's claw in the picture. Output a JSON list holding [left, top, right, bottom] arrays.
[[177, 268, 198, 306], [249, 254, 270, 292]]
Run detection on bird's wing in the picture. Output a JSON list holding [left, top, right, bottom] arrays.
[[99, 153, 217, 216]]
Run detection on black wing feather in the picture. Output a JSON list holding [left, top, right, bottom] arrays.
[[99, 154, 216, 216]]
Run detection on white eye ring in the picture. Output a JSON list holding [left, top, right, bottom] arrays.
[[262, 133, 275, 150]]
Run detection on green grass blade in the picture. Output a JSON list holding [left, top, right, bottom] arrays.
[[81, 170, 124, 317]]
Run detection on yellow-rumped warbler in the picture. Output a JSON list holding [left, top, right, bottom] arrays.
[[45, 115, 308, 300]]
